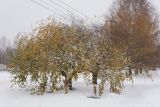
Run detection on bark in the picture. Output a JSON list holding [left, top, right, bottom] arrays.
[[139, 68, 143, 74], [68, 78, 72, 90], [129, 68, 132, 76], [135, 68, 139, 75], [92, 73, 98, 85]]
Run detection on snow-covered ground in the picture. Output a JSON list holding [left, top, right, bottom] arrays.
[[0, 70, 160, 107], [0, 64, 7, 71]]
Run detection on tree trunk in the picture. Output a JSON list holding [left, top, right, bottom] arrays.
[[139, 68, 143, 74], [68, 78, 72, 90], [92, 73, 98, 85], [135, 68, 138, 75], [129, 68, 132, 76], [92, 73, 98, 96]]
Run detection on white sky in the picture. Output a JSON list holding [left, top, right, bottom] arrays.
[[0, 0, 160, 42]]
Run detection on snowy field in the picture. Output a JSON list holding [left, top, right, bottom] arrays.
[[0, 70, 160, 107]]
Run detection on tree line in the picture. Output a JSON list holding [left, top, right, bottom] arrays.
[[8, 0, 160, 96], [0, 36, 14, 65]]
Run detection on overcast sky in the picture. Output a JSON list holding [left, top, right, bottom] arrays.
[[0, 0, 160, 42]]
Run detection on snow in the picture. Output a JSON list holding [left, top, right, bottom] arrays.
[[0, 70, 160, 107], [0, 64, 7, 71]]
